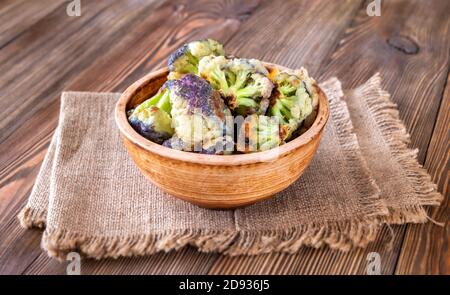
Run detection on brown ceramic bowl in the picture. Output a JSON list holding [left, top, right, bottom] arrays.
[[115, 63, 329, 209]]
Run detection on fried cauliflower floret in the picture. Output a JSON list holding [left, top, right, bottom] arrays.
[[167, 39, 225, 79], [198, 56, 273, 116], [164, 74, 233, 154]]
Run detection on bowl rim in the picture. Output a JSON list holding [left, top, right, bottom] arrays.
[[115, 62, 329, 165]]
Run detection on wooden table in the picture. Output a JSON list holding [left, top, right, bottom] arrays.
[[0, 0, 448, 275]]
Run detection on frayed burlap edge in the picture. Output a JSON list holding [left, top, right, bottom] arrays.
[[41, 219, 382, 260], [356, 73, 443, 224], [19, 78, 388, 260], [18, 207, 47, 230]]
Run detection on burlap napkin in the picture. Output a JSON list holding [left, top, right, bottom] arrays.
[[345, 74, 442, 224], [18, 75, 442, 259]]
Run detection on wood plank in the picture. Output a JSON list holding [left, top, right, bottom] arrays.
[[66, 0, 361, 275], [321, 0, 450, 162], [0, 0, 21, 12], [0, 0, 265, 275], [1, 0, 369, 275], [289, 0, 449, 275], [25, 247, 218, 275], [17, 0, 358, 271], [66, 0, 263, 92], [0, 0, 161, 228], [209, 226, 402, 274], [208, 0, 450, 274], [224, 0, 365, 76], [0, 0, 64, 48], [395, 72, 450, 275], [0, 0, 165, 275], [0, 0, 166, 144], [1, 0, 448, 275]]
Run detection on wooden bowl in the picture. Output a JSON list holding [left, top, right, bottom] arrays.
[[115, 63, 329, 209]]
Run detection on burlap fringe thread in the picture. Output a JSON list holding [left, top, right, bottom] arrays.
[[22, 207, 381, 260], [360, 74, 443, 224], [18, 207, 46, 230]]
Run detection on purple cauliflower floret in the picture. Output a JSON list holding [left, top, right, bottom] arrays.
[[164, 74, 234, 154]]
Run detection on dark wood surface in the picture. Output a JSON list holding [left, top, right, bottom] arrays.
[[0, 0, 448, 275]]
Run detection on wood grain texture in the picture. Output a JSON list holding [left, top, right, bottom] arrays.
[[0, 0, 166, 275], [0, 0, 163, 144], [321, 0, 450, 162], [0, 0, 64, 48], [0, 0, 448, 274], [291, 0, 450, 275], [209, 226, 402, 274], [206, 0, 450, 275], [224, 0, 365, 76], [25, 247, 218, 275], [395, 72, 450, 275], [0, 0, 267, 275]]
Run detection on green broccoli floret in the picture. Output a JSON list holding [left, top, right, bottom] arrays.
[[198, 56, 273, 116], [167, 39, 225, 79], [236, 114, 284, 153], [128, 84, 174, 144], [268, 68, 317, 140], [197, 55, 229, 90]]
